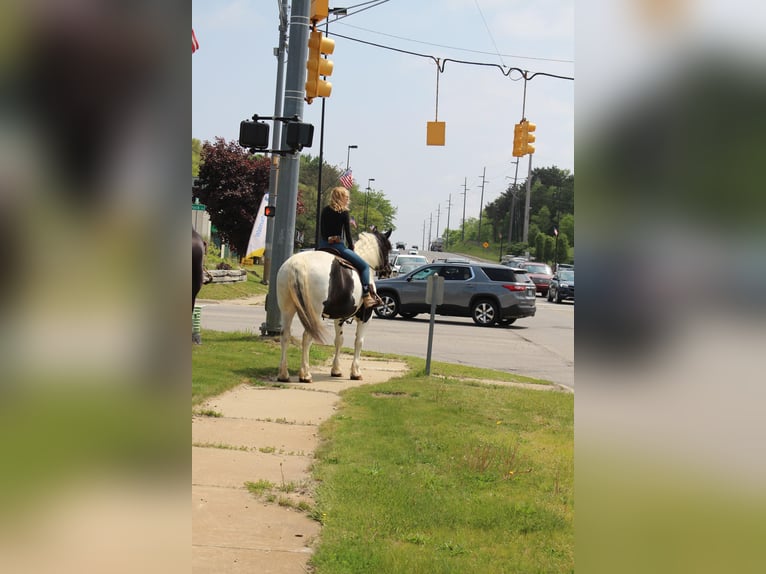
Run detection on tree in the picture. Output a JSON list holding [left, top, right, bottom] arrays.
[[535, 233, 545, 261], [194, 137, 270, 256], [532, 205, 552, 235], [544, 235, 555, 263], [558, 213, 574, 247], [555, 234, 570, 264], [192, 138, 202, 177]]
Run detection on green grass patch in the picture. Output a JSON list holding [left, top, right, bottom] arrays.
[[197, 264, 269, 301], [191, 330, 333, 406], [311, 377, 573, 573]]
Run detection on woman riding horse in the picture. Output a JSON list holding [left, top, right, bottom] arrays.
[[319, 186, 381, 308]]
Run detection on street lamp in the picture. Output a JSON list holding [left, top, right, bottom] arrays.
[[364, 177, 375, 228], [346, 144, 358, 170]]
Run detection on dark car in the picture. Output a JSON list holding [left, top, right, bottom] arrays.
[[374, 262, 536, 326], [548, 268, 574, 303], [517, 261, 553, 296]]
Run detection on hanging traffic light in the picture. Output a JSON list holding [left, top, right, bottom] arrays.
[[310, 0, 329, 23], [305, 29, 334, 103], [512, 122, 525, 157], [522, 120, 536, 155]]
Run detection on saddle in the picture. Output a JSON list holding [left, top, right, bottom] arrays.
[[317, 248, 371, 320]]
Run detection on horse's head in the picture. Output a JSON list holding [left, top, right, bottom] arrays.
[[370, 227, 393, 277]]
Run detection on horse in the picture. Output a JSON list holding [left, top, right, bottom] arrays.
[[192, 228, 206, 311], [276, 228, 392, 383]]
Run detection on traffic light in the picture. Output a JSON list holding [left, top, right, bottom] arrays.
[[512, 122, 524, 157], [264, 205, 276, 217], [305, 29, 334, 103], [310, 0, 329, 23], [522, 120, 536, 155], [285, 121, 315, 151], [239, 119, 270, 149]]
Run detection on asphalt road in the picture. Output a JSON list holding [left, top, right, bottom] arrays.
[[198, 295, 574, 389]]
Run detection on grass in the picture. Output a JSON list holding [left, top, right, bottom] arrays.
[[310, 377, 573, 573], [192, 330, 572, 572], [196, 263, 269, 301]]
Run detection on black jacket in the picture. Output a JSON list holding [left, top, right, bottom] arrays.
[[320, 206, 354, 249]]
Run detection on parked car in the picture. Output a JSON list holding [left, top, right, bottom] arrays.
[[548, 267, 574, 303], [518, 261, 553, 296], [391, 254, 428, 276], [374, 262, 536, 326]]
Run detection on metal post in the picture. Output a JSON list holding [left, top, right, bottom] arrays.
[[262, 0, 289, 285], [445, 193, 451, 250], [435, 203, 440, 239], [522, 154, 532, 246], [507, 159, 519, 249], [478, 166, 486, 242], [364, 177, 374, 228], [262, 0, 311, 336], [461, 178, 467, 242]]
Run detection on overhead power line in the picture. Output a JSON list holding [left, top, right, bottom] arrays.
[[327, 31, 574, 82]]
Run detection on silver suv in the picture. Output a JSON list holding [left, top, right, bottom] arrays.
[[374, 262, 537, 326]]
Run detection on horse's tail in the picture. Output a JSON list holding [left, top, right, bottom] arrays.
[[285, 259, 327, 345]]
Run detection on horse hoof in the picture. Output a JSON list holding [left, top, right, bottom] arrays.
[[277, 377, 290, 383], [331, 371, 343, 378], [350, 374, 363, 381], [299, 377, 313, 383]]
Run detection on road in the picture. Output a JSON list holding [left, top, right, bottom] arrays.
[[198, 295, 574, 389]]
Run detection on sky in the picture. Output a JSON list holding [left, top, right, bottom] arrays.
[[192, 0, 574, 249]]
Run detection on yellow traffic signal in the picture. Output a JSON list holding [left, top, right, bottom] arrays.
[[523, 120, 536, 155], [310, 0, 329, 23], [512, 122, 524, 157], [305, 29, 335, 103]]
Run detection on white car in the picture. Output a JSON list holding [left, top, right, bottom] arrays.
[[408, 249, 418, 255], [391, 254, 428, 276]]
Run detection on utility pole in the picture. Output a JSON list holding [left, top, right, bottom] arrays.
[[262, 0, 311, 336], [422, 220, 426, 250], [522, 156, 532, 246], [428, 213, 433, 250], [477, 166, 487, 243], [445, 193, 452, 249], [436, 203, 441, 238], [461, 178, 468, 242], [262, 0, 289, 285], [507, 158, 519, 249]]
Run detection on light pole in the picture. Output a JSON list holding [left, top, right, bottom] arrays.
[[346, 144, 357, 170], [364, 177, 375, 228]]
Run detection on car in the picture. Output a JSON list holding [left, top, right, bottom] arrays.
[[408, 249, 419, 255], [548, 267, 574, 303], [391, 254, 428, 276], [374, 261, 536, 326], [517, 261, 553, 296]]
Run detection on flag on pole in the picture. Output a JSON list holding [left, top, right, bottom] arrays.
[[349, 216, 357, 229], [553, 227, 559, 237], [339, 169, 354, 189], [192, 29, 200, 53], [246, 194, 269, 259]]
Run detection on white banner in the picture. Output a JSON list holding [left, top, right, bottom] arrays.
[[245, 193, 269, 259]]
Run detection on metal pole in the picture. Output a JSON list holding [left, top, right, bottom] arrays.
[[436, 203, 440, 238], [428, 213, 432, 250], [445, 193, 451, 250], [263, 0, 311, 336], [478, 166, 486, 242], [262, 0, 289, 285], [461, 178, 467, 242], [346, 144, 357, 170], [507, 159, 519, 249], [522, 154, 532, 247]]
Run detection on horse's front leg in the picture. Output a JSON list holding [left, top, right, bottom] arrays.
[[350, 318, 368, 380], [298, 330, 313, 383], [331, 319, 344, 377]]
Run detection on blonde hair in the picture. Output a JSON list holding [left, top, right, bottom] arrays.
[[328, 186, 350, 212]]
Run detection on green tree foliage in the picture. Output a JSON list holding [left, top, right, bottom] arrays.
[[555, 233, 570, 264], [544, 235, 555, 263], [192, 138, 202, 177], [532, 205, 552, 234], [194, 137, 270, 256], [559, 213, 574, 247], [535, 233, 545, 261]]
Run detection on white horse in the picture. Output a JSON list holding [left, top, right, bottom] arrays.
[[276, 228, 392, 383]]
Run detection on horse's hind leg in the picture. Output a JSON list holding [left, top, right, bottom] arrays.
[[277, 310, 294, 382], [298, 331, 313, 383], [331, 319, 344, 377], [350, 318, 368, 380]]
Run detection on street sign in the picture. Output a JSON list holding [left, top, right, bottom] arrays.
[[192, 204, 206, 211], [425, 274, 444, 305]]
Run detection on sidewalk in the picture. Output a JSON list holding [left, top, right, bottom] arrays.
[[191, 355, 410, 573]]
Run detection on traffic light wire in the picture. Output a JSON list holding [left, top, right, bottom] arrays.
[[328, 31, 574, 82]]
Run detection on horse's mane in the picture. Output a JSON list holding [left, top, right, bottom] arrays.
[[354, 232, 387, 270]]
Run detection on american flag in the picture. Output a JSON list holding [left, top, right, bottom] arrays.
[[339, 169, 353, 189], [349, 216, 357, 229], [192, 29, 200, 53], [553, 227, 559, 237]]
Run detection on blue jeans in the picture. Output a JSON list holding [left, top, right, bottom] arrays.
[[319, 239, 371, 291]]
